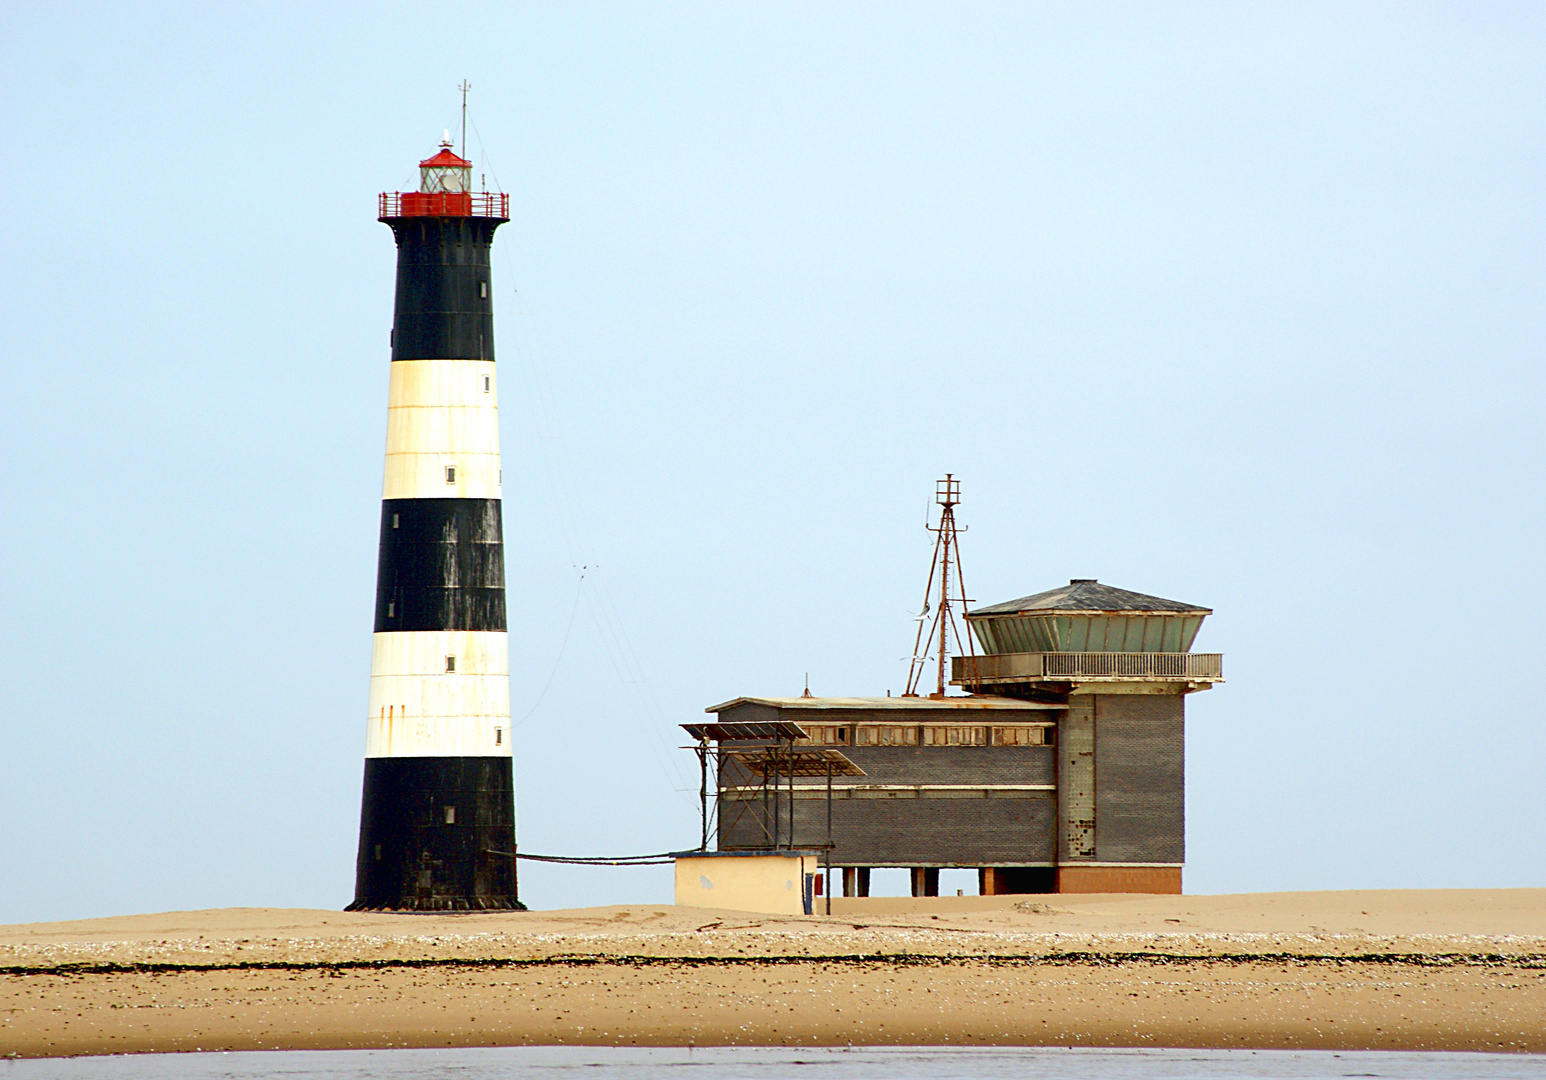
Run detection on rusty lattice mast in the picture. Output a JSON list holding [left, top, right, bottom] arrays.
[[904, 475, 976, 698]]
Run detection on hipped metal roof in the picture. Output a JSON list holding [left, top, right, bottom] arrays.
[[969, 579, 1211, 617], [419, 146, 472, 168]]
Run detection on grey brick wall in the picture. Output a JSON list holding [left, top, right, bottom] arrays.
[[716, 747, 1054, 800], [715, 702, 781, 726], [839, 745, 1054, 786], [1092, 693, 1185, 863], [719, 793, 1056, 866]]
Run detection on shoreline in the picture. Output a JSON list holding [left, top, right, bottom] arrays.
[[3, 890, 1543, 1058]]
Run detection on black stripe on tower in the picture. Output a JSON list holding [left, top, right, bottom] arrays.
[[375, 499, 506, 632], [348, 757, 520, 911], [388, 217, 501, 361]]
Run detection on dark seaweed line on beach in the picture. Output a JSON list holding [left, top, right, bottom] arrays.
[[4, 952, 1545, 978]]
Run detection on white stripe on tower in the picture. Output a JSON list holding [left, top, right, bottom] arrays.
[[369, 358, 509, 759], [366, 629, 511, 757], [382, 359, 503, 502]]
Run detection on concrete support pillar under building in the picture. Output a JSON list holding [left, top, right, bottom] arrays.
[[910, 868, 939, 897], [979, 867, 1057, 895]]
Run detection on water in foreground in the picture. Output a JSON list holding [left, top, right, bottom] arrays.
[[4, 1047, 1546, 1079]]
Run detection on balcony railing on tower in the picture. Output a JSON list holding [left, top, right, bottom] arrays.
[[952, 651, 1223, 685], [379, 192, 510, 220]]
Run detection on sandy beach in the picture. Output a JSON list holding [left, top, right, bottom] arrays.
[[2, 890, 1543, 1058]]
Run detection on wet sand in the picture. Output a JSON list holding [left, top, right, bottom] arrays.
[[2, 890, 1543, 1058]]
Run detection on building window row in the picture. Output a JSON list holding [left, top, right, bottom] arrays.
[[797, 723, 1055, 747]]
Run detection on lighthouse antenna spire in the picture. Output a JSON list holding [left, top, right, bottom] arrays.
[[459, 80, 471, 159]]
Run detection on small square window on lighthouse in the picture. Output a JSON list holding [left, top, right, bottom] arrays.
[[445, 465, 457, 484], [483, 375, 491, 393], [445, 655, 457, 673], [443, 806, 456, 825], [480, 281, 488, 298]]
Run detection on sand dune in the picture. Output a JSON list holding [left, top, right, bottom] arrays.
[[2, 890, 1542, 1058]]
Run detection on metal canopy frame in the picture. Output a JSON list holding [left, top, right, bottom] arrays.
[[681, 720, 809, 742], [722, 747, 868, 778], [680, 725, 865, 916]]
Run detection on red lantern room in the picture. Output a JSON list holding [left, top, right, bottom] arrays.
[[419, 139, 471, 193], [379, 134, 509, 220]]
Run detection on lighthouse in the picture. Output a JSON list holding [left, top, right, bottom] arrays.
[[347, 138, 523, 911]]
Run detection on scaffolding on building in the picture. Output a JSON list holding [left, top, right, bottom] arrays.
[[680, 720, 864, 913]]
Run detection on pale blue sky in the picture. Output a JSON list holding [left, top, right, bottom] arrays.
[[1, 2, 1543, 921]]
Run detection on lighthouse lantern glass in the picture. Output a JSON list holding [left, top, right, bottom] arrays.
[[420, 161, 470, 194]]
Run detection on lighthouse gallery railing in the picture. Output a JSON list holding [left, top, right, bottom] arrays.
[[378, 192, 510, 219], [953, 651, 1223, 683]]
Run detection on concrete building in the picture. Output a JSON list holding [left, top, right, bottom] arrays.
[[674, 851, 824, 916], [703, 580, 1221, 895]]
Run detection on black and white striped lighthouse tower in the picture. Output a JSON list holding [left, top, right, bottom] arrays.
[[347, 137, 523, 911]]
